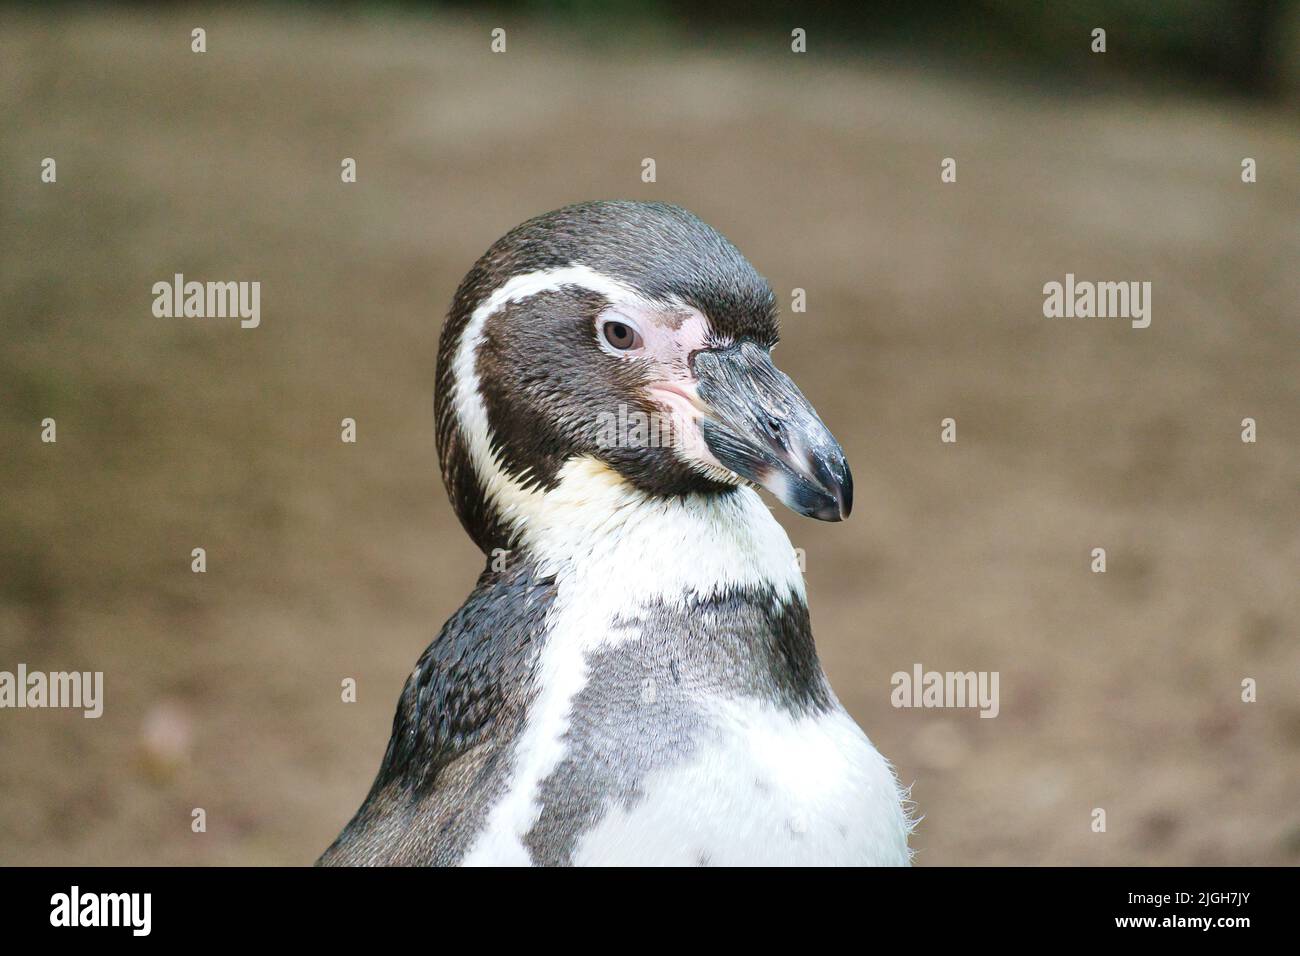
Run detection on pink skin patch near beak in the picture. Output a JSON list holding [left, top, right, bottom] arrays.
[[646, 379, 723, 466], [597, 301, 732, 473]]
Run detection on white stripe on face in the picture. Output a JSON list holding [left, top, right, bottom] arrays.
[[452, 264, 647, 511], [454, 267, 682, 527], [450, 264, 800, 596]]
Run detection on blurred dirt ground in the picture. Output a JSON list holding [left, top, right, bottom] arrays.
[[1, 7, 1297, 865]]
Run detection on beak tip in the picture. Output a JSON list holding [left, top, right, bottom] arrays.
[[812, 491, 850, 522], [766, 449, 851, 522], [839, 468, 853, 519], [809, 457, 852, 521]]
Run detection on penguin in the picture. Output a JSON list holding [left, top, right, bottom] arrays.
[[318, 200, 914, 866]]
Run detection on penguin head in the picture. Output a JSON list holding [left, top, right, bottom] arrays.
[[436, 201, 852, 553]]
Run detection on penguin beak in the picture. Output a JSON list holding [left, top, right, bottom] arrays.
[[689, 342, 853, 522]]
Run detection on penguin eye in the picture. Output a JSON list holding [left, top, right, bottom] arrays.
[[602, 320, 643, 351]]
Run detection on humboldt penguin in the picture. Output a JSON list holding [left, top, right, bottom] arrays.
[[318, 200, 913, 866]]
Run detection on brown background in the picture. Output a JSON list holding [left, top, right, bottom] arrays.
[[1, 7, 1297, 865]]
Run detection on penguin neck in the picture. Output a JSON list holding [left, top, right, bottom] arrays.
[[494, 456, 807, 609], [484, 456, 831, 719]]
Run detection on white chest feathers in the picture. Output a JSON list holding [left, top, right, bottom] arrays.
[[569, 702, 913, 866], [456, 473, 912, 866]]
